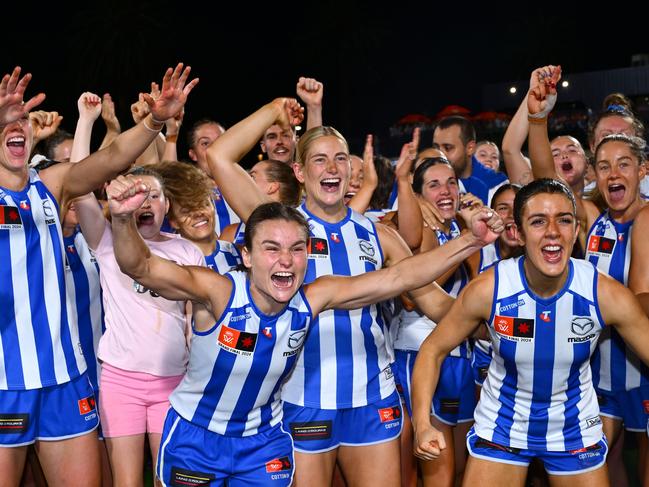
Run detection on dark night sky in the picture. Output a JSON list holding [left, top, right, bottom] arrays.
[[6, 1, 649, 161]]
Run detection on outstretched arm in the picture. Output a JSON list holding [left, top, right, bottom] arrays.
[[296, 76, 323, 130], [411, 272, 493, 460], [107, 175, 230, 314], [306, 207, 503, 314], [40, 63, 198, 207], [206, 98, 304, 222]]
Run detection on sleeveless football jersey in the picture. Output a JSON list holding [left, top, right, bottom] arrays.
[[475, 257, 604, 451], [170, 271, 312, 436], [0, 169, 86, 390], [64, 229, 104, 391], [205, 240, 241, 274], [212, 187, 240, 236], [586, 210, 648, 391], [281, 204, 395, 409]]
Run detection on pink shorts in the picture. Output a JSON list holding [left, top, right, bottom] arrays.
[[99, 363, 184, 437]]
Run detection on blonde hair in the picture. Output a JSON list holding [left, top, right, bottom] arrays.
[[295, 126, 349, 166]]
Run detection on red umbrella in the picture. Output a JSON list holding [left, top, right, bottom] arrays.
[[435, 104, 471, 119], [396, 113, 433, 125]]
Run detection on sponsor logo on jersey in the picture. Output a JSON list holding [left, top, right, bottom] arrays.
[[0, 414, 29, 434], [283, 330, 307, 356], [383, 365, 394, 381], [307, 237, 329, 258], [218, 325, 257, 356], [19, 200, 29, 210], [378, 406, 401, 423], [230, 312, 251, 322], [42, 199, 56, 225], [539, 311, 551, 322], [499, 299, 525, 312], [330, 232, 341, 243], [265, 456, 292, 473], [0, 205, 23, 228], [78, 396, 96, 415], [170, 467, 215, 486], [358, 239, 378, 265], [584, 416, 602, 429], [290, 420, 332, 440], [587, 235, 615, 255], [262, 327, 273, 338], [571, 317, 594, 335], [568, 317, 597, 342], [493, 315, 534, 341]]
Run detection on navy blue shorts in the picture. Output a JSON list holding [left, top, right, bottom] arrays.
[[0, 373, 98, 446], [157, 408, 294, 486], [394, 350, 475, 425], [597, 385, 649, 432], [466, 426, 608, 476], [283, 390, 402, 453], [471, 344, 492, 386]]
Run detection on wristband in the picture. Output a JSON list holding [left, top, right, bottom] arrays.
[[151, 115, 166, 125], [527, 115, 548, 125], [528, 93, 557, 119], [166, 134, 178, 143], [143, 117, 163, 132]]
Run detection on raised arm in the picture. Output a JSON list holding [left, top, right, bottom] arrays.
[[162, 109, 183, 162], [502, 95, 532, 185], [71, 92, 102, 162], [306, 207, 502, 315], [107, 175, 230, 312], [296, 76, 323, 130], [98, 93, 121, 150], [527, 65, 561, 181], [0, 67, 46, 126], [40, 63, 198, 207], [393, 128, 423, 249], [347, 134, 378, 214], [130, 87, 161, 167], [206, 98, 304, 222], [411, 272, 494, 460], [68, 92, 105, 247]]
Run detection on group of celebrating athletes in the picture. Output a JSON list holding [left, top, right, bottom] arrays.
[[2, 61, 649, 487]]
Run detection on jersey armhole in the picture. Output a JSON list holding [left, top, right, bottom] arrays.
[[193, 272, 237, 336]]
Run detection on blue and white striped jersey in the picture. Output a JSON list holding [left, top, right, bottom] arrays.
[[393, 220, 470, 358], [0, 169, 86, 390], [205, 240, 241, 274], [170, 271, 312, 436], [281, 204, 395, 409], [473, 241, 504, 356], [64, 228, 104, 392], [212, 187, 240, 237], [586, 210, 649, 391], [475, 257, 604, 451]]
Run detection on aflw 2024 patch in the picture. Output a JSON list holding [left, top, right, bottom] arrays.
[[494, 315, 534, 341], [0, 205, 23, 229], [587, 235, 615, 255], [218, 324, 257, 356]]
